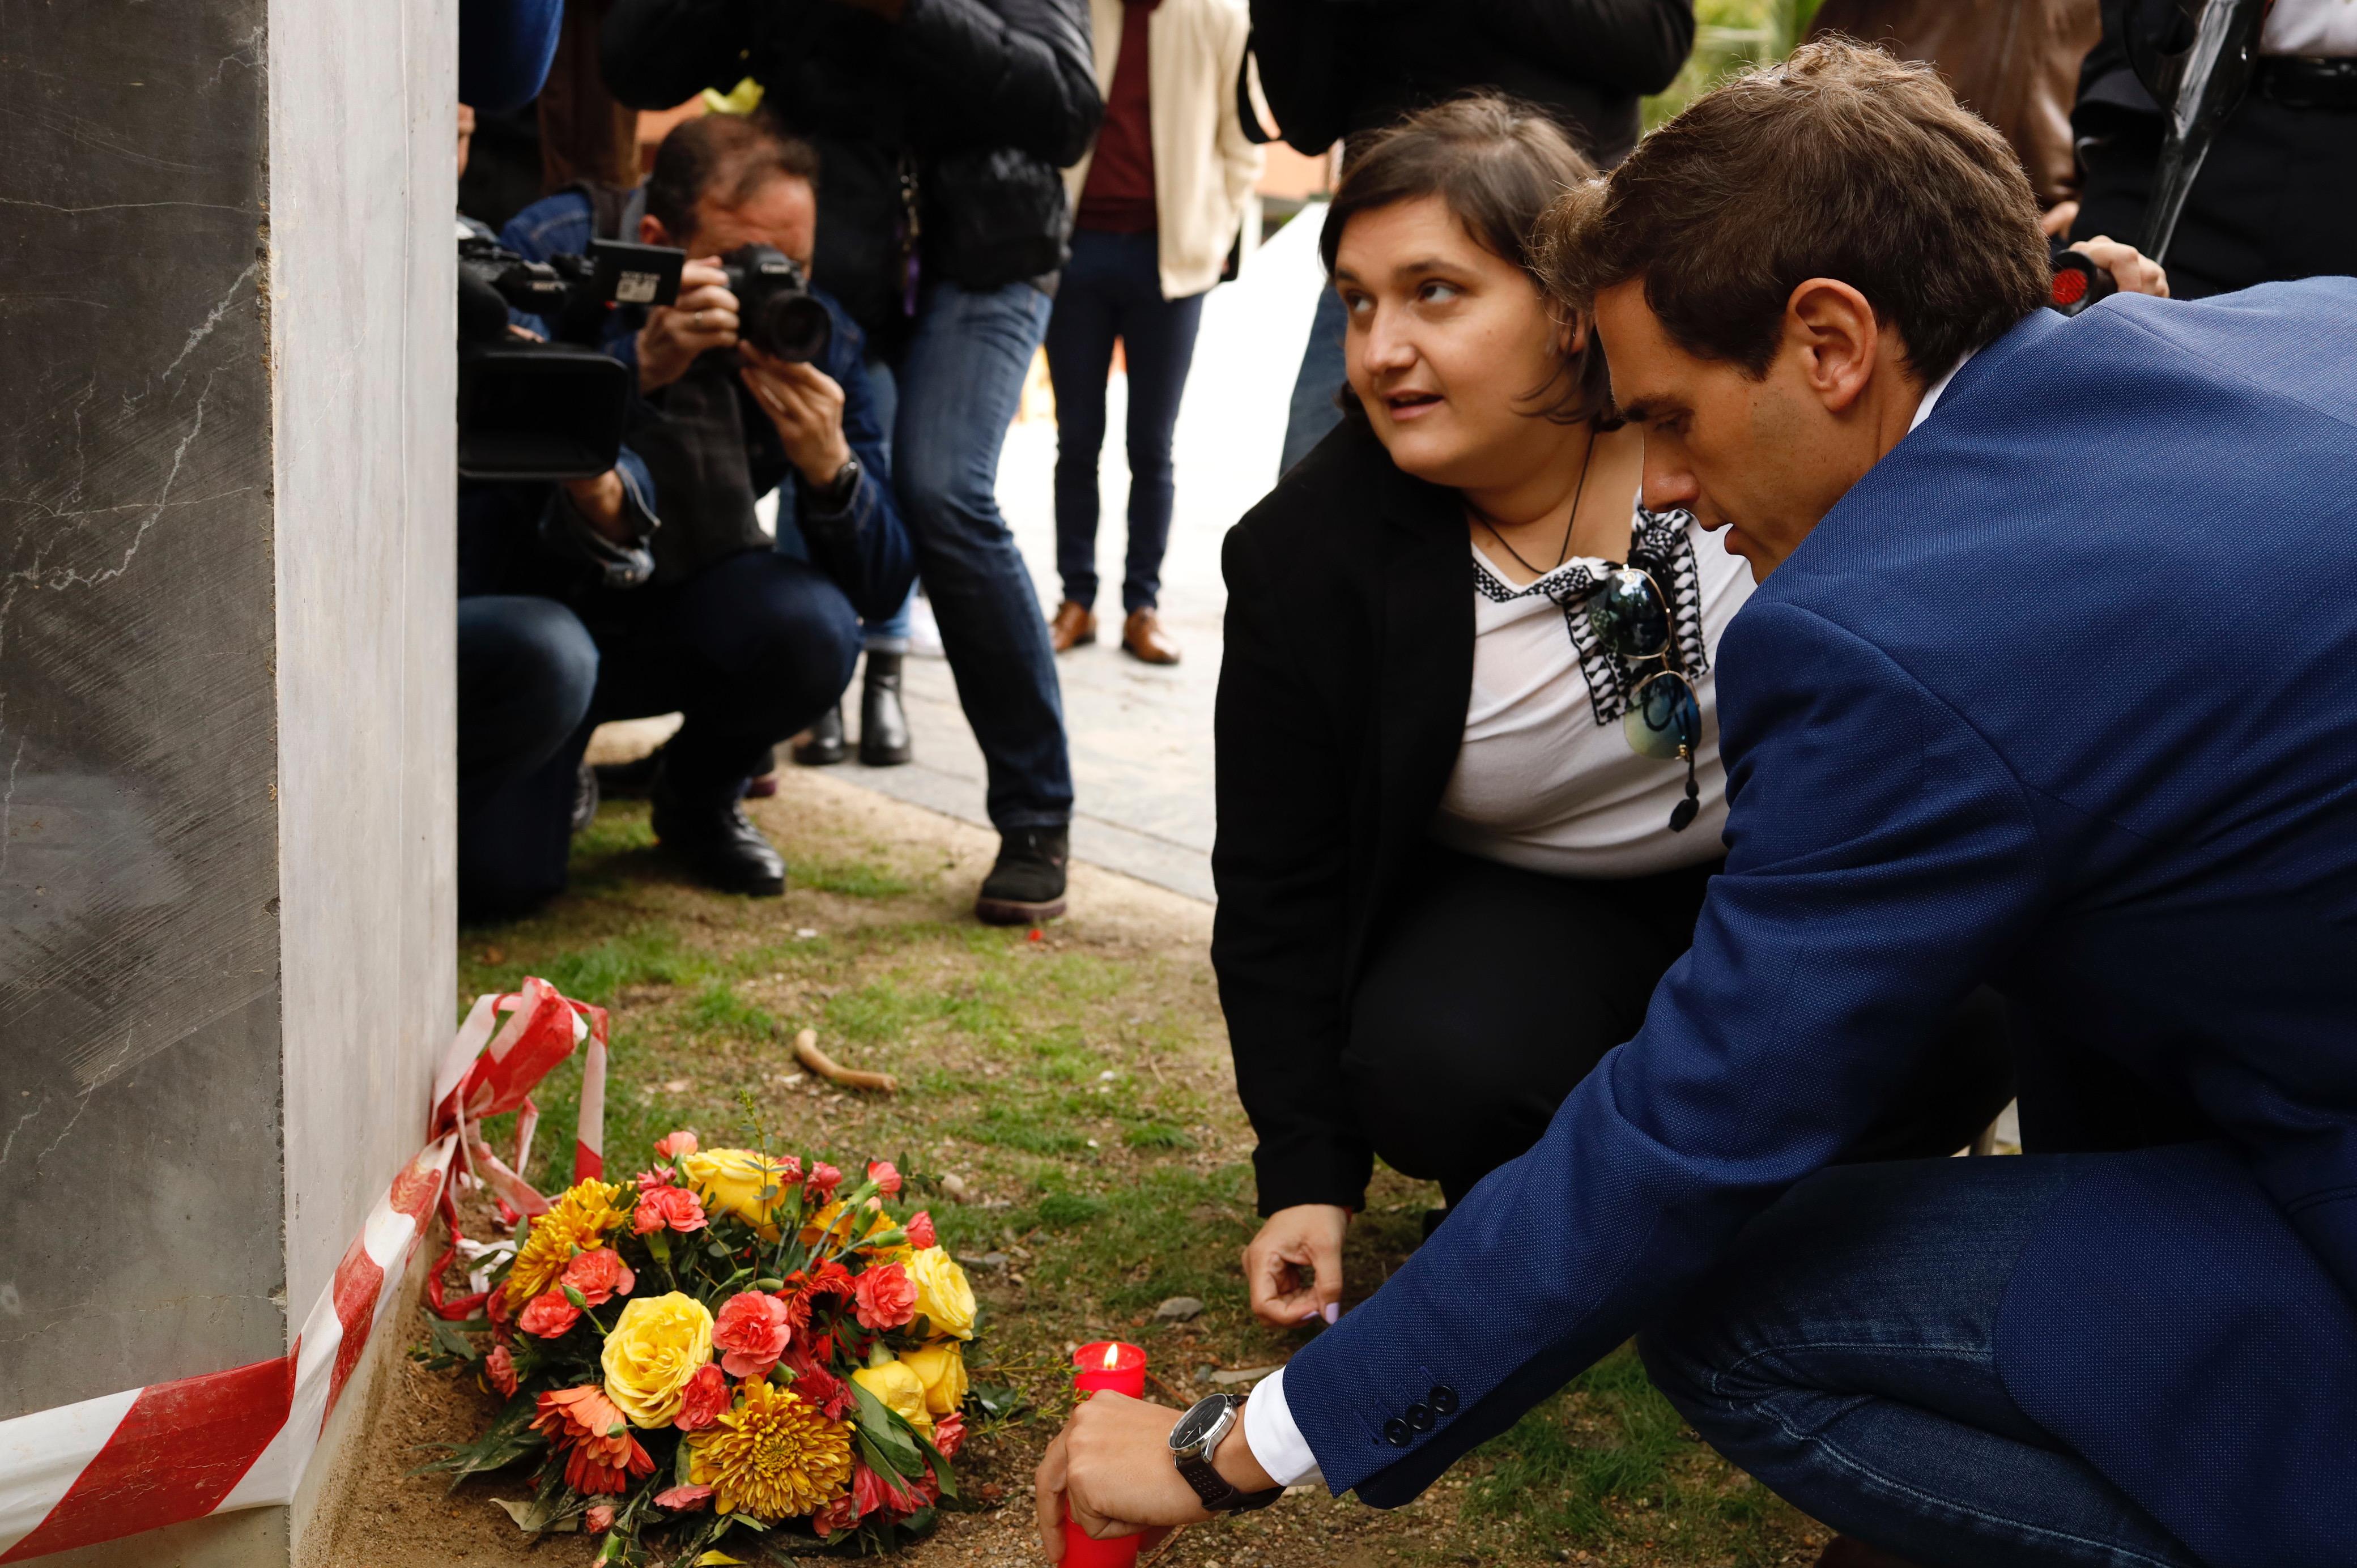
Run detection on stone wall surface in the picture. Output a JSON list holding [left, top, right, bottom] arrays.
[[0, 6, 454, 1562]]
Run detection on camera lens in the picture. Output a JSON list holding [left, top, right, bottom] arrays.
[[755, 293, 833, 363]]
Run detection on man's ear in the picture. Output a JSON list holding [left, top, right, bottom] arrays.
[[639, 213, 672, 248], [1781, 278, 1881, 415]]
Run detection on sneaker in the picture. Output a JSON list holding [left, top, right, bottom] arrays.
[[974, 825, 1068, 925], [651, 778, 787, 897], [859, 652, 913, 766], [793, 708, 847, 766]]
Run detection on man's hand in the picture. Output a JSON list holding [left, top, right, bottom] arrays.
[[636, 258, 738, 394], [1037, 1391, 1281, 1562], [739, 343, 854, 489], [2069, 235, 2171, 300], [560, 470, 633, 543], [1244, 1204, 1348, 1330]]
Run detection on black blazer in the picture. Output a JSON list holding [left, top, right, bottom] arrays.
[[1211, 419, 1475, 1217]]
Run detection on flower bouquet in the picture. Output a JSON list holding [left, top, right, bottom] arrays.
[[423, 1131, 982, 1562]]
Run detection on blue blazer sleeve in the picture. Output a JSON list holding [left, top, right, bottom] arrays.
[[1281, 600, 2051, 1502], [780, 301, 915, 623], [459, 0, 564, 113]]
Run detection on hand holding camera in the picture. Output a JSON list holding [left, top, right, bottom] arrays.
[[739, 344, 853, 489], [636, 258, 741, 394]]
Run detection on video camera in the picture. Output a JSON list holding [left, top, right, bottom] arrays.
[[720, 245, 833, 364], [458, 235, 685, 482]]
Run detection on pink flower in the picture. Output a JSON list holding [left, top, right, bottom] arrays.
[[632, 1183, 707, 1235], [653, 1129, 699, 1161], [807, 1162, 843, 1199], [654, 1483, 714, 1511], [634, 1165, 675, 1192], [805, 1260, 856, 1299], [812, 1492, 860, 1535], [560, 1247, 635, 1307], [586, 1504, 615, 1533], [854, 1462, 921, 1520], [867, 1160, 903, 1196], [486, 1344, 519, 1397], [712, 1291, 793, 1379], [853, 1262, 918, 1331], [776, 1153, 804, 1186], [673, 1364, 731, 1431], [904, 1210, 937, 1250], [931, 1409, 967, 1459], [517, 1289, 582, 1339]]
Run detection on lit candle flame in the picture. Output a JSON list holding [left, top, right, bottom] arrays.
[[1102, 1343, 1121, 1370]]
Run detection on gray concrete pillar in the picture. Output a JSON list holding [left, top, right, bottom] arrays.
[[1, 0, 455, 1560]]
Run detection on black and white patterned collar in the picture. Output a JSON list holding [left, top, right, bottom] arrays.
[[1469, 506, 1711, 727]]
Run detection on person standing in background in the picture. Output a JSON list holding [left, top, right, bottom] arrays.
[[1045, 0, 1265, 666], [1259, 0, 1697, 474]]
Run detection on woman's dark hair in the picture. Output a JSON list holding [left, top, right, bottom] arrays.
[[645, 112, 823, 245], [1319, 95, 1611, 427]]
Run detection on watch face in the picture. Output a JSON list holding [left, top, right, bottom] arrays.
[[1168, 1397, 1229, 1454]]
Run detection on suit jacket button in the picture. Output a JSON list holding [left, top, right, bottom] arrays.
[[1405, 1402, 1433, 1431], [1382, 1417, 1411, 1447], [1429, 1384, 1458, 1415]]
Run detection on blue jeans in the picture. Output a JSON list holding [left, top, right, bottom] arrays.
[[892, 279, 1072, 830], [1043, 229, 1206, 613], [1279, 283, 1348, 476], [1641, 1157, 2203, 1568], [457, 595, 599, 917], [860, 356, 914, 651]]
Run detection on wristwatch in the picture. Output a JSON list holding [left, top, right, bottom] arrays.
[[807, 454, 861, 516], [1167, 1394, 1283, 1513]]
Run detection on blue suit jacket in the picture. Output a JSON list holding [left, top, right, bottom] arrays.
[[1284, 280, 2357, 1564]]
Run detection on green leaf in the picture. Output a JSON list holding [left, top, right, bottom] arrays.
[[914, 1431, 959, 1502], [674, 1432, 696, 1486], [968, 1382, 1029, 1420], [490, 1495, 577, 1533], [411, 1391, 546, 1491], [426, 1316, 485, 1363], [706, 1242, 732, 1259], [848, 1382, 923, 1475]]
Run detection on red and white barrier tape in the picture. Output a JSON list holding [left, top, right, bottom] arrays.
[[0, 979, 606, 1562]]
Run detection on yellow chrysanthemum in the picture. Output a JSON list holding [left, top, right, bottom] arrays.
[[503, 1178, 629, 1310], [687, 1381, 853, 1519], [800, 1197, 906, 1260]]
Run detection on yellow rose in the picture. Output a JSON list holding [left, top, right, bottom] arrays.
[[896, 1339, 968, 1417], [907, 1246, 976, 1340], [601, 1292, 714, 1428], [851, 1360, 933, 1439], [681, 1148, 793, 1235]]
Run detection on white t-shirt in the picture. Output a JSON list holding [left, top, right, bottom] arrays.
[[2263, 0, 2357, 55], [1428, 505, 1755, 877]]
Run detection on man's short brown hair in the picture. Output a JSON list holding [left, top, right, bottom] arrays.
[[644, 112, 822, 244], [1542, 39, 2048, 384]]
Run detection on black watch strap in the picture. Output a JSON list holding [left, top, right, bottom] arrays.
[[809, 455, 861, 516], [1173, 1398, 1284, 1513]]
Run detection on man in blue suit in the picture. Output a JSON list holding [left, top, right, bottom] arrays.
[[1037, 39, 2357, 1568]]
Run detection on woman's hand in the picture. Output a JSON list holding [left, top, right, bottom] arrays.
[[2069, 235, 2171, 300], [1244, 1204, 1349, 1329], [636, 258, 738, 393], [738, 344, 854, 488], [1035, 1392, 1219, 1561]]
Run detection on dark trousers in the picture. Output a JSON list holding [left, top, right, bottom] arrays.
[[2077, 95, 2357, 298], [456, 549, 860, 917], [1043, 228, 1207, 614], [1345, 846, 2015, 1207]]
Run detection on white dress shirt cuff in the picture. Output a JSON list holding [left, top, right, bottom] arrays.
[[1241, 1366, 1323, 1489]]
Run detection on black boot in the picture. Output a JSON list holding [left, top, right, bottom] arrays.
[[975, 825, 1068, 925], [595, 740, 665, 799], [651, 764, 786, 897], [860, 651, 913, 766], [793, 706, 847, 766]]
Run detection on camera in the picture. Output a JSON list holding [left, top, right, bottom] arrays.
[[458, 235, 686, 481], [721, 245, 833, 363], [2048, 250, 2118, 318]]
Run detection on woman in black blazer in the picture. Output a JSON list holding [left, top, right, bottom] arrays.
[[1214, 97, 2013, 1330]]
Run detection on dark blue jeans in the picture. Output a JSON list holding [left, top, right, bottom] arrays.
[[1043, 229, 1207, 614], [892, 279, 1072, 831], [1641, 1157, 2204, 1568], [457, 551, 860, 915], [1279, 283, 1348, 476]]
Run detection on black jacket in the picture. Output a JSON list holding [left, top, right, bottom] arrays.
[[601, 0, 1102, 347], [1211, 419, 1477, 1216], [1247, 0, 1695, 167]]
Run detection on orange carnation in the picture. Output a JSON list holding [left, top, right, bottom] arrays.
[[530, 1385, 656, 1496]]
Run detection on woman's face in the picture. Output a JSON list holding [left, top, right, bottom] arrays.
[[1333, 194, 1575, 488]]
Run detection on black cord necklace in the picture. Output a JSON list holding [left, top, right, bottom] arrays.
[[1471, 421, 1599, 580]]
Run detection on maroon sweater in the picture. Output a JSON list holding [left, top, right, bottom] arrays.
[[1075, 0, 1159, 233]]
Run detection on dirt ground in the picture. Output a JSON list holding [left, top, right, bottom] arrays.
[[322, 765, 1825, 1568]]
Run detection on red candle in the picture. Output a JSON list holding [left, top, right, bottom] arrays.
[[1064, 1342, 1150, 1566], [1072, 1340, 1147, 1398]]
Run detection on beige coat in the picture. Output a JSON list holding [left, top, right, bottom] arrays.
[[1062, 0, 1266, 300]]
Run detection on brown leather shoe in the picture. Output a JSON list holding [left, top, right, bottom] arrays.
[[1814, 1538, 1930, 1568], [1121, 607, 1181, 665], [1048, 600, 1096, 653]]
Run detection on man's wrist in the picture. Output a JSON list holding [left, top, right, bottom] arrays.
[[795, 440, 856, 492], [1212, 1411, 1278, 1496]]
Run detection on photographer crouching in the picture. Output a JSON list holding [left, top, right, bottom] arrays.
[[460, 113, 912, 915]]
